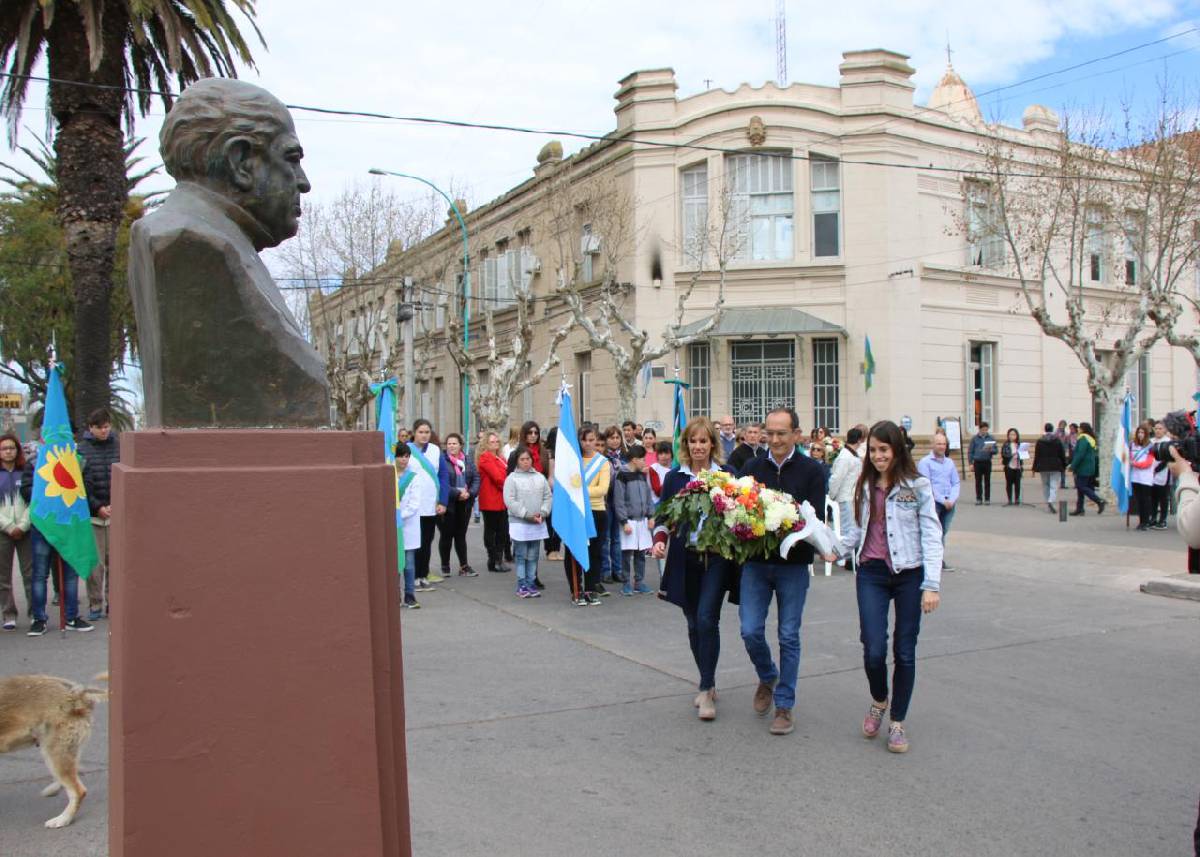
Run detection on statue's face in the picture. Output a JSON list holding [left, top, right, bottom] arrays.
[[241, 114, 310, 247]]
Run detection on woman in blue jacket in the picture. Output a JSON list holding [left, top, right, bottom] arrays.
[[842, 420, 942, 754], [650, 417, 738, 722]]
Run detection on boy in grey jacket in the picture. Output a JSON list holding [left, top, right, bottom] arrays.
[[612, 445, 656, 595]]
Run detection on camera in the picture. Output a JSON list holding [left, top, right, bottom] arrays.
[[1152, 409, 1200, 468]]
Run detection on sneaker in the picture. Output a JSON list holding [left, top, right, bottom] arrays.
[[984, 500, 991, 506], [887, 722, 909, 753], [753, 681, 776, 716], [1069, 509, 1085, 517], [87, 609, 104, 622], [1097, 500, 1107, 515], [517, 587, 531, 598], [2, 618, 14, 630], [416, 579, 437, 591], [1152, 520, 1169, 530], [1046, 503, 1056, 514], [1136, 523, 1149, 532], [862, 702, 887, 738], [402, 595, 420, 610], [769, 707, 794, 735], [634, 583, 653, 594], [621, 584, 633, 596], [594, 582, 610, 597], [572, 596, 589, 607], [534, 578, 546, 590], [975, 500, 982, 506], [426, 572, 445, 583], [458, 565, 479, 577], [66, 617, 94, 633], [585, 592, 602, 606], [527, 587, 542, 598], [27, 619, 46, 636]]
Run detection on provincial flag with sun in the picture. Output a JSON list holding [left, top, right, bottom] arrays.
[[31, 365, 98, 578]]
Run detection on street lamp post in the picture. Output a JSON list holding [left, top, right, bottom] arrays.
[[368, 167, 471, 441]]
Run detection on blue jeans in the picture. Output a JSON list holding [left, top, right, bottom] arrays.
[[602, 511, 623, 580], [30, 529, 80, 622], [935, 502, 955, 544], [856, 559, 924, 721], [622, 549, 646, 584], [513, 539, 539, 590], [684, 553, 727, 691], [403, 549, 416, 597], [739, 561, 810, 710]]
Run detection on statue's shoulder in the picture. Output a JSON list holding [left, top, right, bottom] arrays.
[[133, 188, 245, 258]]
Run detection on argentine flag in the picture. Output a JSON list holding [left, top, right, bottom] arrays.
[[1110, 392, 1133, 514], [552, 383, 595, 569]]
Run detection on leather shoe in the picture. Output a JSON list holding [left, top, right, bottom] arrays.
[[769, 707, 794, 735], [753, 681, 775, 716]]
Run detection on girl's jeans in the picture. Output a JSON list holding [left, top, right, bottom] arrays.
[[403, 549, 417, 597], [30, 529, 80, 622], [513, 539, 540, 590], [855, 559, 924, 721]]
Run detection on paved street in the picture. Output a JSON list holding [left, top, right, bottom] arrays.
[[2, 499, 1197, 856]]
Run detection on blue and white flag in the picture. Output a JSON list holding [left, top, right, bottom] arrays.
[[371, 378, 398, 464], [1111, 392, 1133, 515], [551, 383, 593, 569]]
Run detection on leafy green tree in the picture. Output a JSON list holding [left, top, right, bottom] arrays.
[[0, 135, 157, 426], [0, 0, 261, 426]]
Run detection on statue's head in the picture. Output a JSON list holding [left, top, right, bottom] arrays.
[[160, 79, 310, 249]]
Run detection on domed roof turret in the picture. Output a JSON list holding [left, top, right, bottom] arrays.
[[927, 62, 982, 124]]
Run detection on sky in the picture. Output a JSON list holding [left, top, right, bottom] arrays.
[[6, 0, 1200, 221]]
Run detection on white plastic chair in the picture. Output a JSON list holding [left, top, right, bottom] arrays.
[[817, 496, 842, 577]]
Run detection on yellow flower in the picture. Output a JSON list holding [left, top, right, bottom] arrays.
[[37, 445, 88, 508], [751, 522, 766, 537]]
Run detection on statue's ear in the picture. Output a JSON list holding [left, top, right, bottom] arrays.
[[222, 136, 257, 192]]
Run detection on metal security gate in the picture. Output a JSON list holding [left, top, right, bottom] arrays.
[[731, 340, 795, 425]]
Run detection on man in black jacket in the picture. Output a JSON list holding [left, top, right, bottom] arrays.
[[727, 423, 767, 474], [79, 408, 120, 619], [739, 407, 830, 737], [1031, 422, 1068, 515]]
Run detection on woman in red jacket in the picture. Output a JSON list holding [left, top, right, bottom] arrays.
[[477, 431, 511, 573]]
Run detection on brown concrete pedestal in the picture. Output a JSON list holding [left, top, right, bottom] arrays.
[[109, 430, 410, 857]]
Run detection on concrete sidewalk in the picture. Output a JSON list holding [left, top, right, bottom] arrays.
[[2, 516, 1198, 856]]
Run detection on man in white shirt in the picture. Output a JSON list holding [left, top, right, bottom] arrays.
[[827, 425, 865, 553]]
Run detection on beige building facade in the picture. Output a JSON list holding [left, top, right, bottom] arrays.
[[311, 49, 1198, 440]]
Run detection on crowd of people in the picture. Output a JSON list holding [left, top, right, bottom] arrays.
[[0, 408, 118, 636], [389, 410, 947, 750]]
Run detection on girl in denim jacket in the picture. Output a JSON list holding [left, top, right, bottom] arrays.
[[841, 420, 943, 754]]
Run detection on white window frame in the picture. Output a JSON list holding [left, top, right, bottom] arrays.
[[810, 155, 841, 258], [966, 180, 1003, 268], [681, 162, 709, 265], [812, 338, 840, 432], [727, 152, 794, 262], [688, 342, 711, 417], [1122, 211, 1141, 287], [1086, 205, 1106, 283], [581, 223, 600, 282]]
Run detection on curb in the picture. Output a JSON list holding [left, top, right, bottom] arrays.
[[1140, 575, 1200, 602]]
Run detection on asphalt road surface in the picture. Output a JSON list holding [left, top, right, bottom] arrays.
[[2, 501, 1197, 856]]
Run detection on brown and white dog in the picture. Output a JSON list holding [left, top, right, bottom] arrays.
[[0, 672, 109, 828]]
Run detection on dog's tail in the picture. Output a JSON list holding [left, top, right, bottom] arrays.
[[80, 672, 109, 703]]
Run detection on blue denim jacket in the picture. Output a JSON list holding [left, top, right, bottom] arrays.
[[841, 476, 944, 591]]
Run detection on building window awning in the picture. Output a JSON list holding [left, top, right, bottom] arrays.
[[675, 306, 845, 339]]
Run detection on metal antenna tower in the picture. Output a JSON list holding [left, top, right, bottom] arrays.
[[775, 0, 787, 84]]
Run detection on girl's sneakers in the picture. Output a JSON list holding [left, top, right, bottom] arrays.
[[863, 702, 887, 738], [621, 583, 633, 596], [516, 586, 543, 599], [887, 722, 909, 753]]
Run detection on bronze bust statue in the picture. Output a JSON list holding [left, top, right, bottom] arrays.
[[129, 78, 329, 427]]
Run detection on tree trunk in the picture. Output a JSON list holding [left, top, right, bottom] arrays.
[[1094, 385, 1121, 496], [615, 369, 638, 425], [47, 4, 129, 429]]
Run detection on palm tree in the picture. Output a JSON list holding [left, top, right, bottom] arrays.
[[0, 1, 261, 426]]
